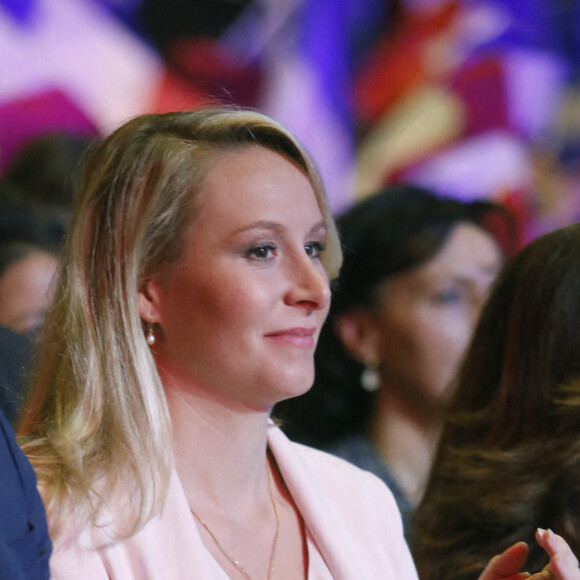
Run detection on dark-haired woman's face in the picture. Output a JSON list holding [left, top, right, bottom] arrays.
[[369, 223, 502, 415]]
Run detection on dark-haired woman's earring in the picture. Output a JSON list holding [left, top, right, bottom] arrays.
[[360, 361, 380, 392], [146, 320, 156, 346]]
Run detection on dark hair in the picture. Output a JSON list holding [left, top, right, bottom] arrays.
[[3, 133, 95, 210], [411, 222, 580, 580], [1, 134, 97, 247], [274, 184, 515, 447]]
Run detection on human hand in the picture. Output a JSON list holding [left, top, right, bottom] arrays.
[[478, 541, 532, 580], [534, 528, 580, 580], [478, 529, 579, 580]]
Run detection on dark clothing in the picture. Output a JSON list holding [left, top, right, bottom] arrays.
[[0, 408, 51, 579], [327, 434, 414, 534], [0, 325, 31, 424]]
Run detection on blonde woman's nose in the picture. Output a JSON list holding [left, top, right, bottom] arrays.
[[285, 254, 331, 311]]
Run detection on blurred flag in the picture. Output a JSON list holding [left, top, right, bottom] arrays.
[[0, 0, 162, 162], [225, 0, 357, 212]]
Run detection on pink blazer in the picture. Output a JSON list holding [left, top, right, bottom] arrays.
[[50, 425, 418, 579]]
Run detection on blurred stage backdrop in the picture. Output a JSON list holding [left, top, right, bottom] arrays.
[[1, 0, 580, 242]]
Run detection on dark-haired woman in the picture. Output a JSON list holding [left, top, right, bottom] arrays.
[[275, 185, 515, 530], [412, 222, 580, 580]]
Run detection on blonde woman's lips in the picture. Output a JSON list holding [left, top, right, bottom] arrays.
[[264, 327, 317, 348]]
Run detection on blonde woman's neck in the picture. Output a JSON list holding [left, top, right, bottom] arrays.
[[166, 384, 272, 515]]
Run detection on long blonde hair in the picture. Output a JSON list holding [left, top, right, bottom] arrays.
[[19, 108, 342, 539]]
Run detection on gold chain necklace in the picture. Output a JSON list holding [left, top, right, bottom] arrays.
[[191, 466, 280, 580]]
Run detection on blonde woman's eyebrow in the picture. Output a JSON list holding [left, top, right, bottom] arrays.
[[233, 219, 327, 237]]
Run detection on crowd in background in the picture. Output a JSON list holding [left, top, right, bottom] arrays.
[[1, 1, 580, 578], [2, 0, 580, 234]]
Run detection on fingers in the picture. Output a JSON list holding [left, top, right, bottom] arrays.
[[479, 542, 530, 580], [474, 531, 578, 580], [535, 529, 580, 580]]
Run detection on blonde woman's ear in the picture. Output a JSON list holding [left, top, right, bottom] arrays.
[[137, 280, 162, 325]]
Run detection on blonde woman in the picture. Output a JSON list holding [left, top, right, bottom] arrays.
[[18, 108, 578, 579]]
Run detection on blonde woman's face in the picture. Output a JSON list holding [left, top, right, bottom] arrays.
[[140, 147, 331, 411]]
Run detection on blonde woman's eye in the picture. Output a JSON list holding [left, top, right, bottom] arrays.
[[305, 241, 326, 258], [247, 245, 276, 260]]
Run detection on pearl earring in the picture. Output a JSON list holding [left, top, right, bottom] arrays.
[[146, 320, 155, 346], [360, 361, 380, 392]]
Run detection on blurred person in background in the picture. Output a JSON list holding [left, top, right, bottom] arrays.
[[275, 185, 516, 531], [0, 133, 90, 420], [0, 212, 60, 420], [0, 240, 59, 336], [412, 222, 580, 580], [0, 323, 32, 424], [0, 189, 61, 421], [0, 400, 51, 579], [0, 132, 93, 388], [0, 132, 95, 338], [1, 132, 95, 247], [0, 265, 52, 574]]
